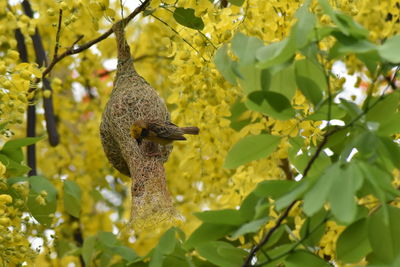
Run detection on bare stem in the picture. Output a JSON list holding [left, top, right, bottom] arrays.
[[53, 9, 63, 61], [42, 0, 151, 78]]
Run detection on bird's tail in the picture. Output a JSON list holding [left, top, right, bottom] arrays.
[[181, 127, 200, 135]]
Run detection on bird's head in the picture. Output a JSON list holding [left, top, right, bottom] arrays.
[[130, 120, 147, 139]]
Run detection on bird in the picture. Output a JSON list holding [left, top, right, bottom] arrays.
[[130, 119, 200, 146]]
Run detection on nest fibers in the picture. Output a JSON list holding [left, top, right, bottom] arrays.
[[100, 20, 179, 228]]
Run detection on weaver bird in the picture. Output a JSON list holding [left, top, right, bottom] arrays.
[[130, 120, 200, 146]]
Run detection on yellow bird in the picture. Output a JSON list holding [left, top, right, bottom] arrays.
[[130, 119, 200, 146]]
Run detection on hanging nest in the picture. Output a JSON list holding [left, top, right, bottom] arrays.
[[100, 20, 179, 228]]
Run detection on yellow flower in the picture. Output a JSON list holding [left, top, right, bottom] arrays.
[[0, 162, 6, 177], [0, 194, 12, 204]]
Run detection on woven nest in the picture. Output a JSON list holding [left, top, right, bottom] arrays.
[[100, 20, 179, 228]]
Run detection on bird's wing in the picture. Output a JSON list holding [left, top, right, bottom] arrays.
[[149, 121, 186, 140]]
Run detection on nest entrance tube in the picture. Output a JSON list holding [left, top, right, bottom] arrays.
[[100, 20, 179, 228]]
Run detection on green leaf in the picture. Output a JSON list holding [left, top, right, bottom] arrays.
[[1, 136, 44, 152], [82, 236, 97, 267], [292, 1, 316, 48], [303, 163, 340, 216], [224, 134, 281, 169], [306, 102, 346, 121], [334, 12, 368, 38], [0, 147, 23, 163], [300, 209, 328, 247], [368, 206, 400, 264], [285, 250, 331, 267], [357, 50, 381, 75], [256, 38, 296, 69], [194, 209, 245, 225], [227, 99, 251, 131], [263, 64, 297, 100], [214, 45, 237, 85], [112, 246, 138, 262], [237, 63, 262, 93], [254, 198, 269, 220], [378, 137, 400, 170], [328, 163, 364, 224], [184, 223, 236, 249], [230, 217, 269, 239], [294, 59, 325, 105], [339, 98, 363, 119], [231, 32, 263, 65], [366, 93, 400, 135], [336, 218, 372, 263], [378, 35, 400, 63], [99, 251, 112, 266], [310, 26, 339, 42], [227, 0, 244, 6], [195, 241, 247, 267], [239, 193, 260, 220], [253, 180, 296, 199], [367, 92, 400, 121], [173, 8, 204, 30], [157, 228, 177, 255], [288, 147, 331, 177], [64, 180, 81, 218], [55, 239, 77, 258], [318, 0, 368, 38], [276, 180, 310, 210], [259, 244, 292, 266], [359, 162, 399, 201], [0, 154, 31, 176], [162, 242, 192, 267], [97, 231, 118, 248], [263, 225, 286, 249], [0, 136, 44, 173], [149, 249, 163, 267], [329, 34, 376, 59], [376, 114, 400, 136], [246, 91, 296, 120], [27, 176, 57, 226]]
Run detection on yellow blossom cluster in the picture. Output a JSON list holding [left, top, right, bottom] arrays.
[[0, 162, 35, 265]]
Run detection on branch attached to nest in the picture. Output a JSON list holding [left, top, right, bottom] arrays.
[[42, 0, 151, 78]]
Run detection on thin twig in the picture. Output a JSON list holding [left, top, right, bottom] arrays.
[[197, 30, 217, 50], [160, 5, 217, 50], [42, 0, 151, 78], [255, 217, 331, 266], [53, 9, 63, 61], [243, 201, 297, 266], [150, 14, 208, 62]]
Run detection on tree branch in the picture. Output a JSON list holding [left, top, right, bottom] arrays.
[[243, 201, 297, 267], [279, 158, 293, 180], [255, 217, 330, 266], [22, 0, 59, 146], [42, 0, 151, 79], [15, 27, 37, 176], [53, 9, 63, 61]]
